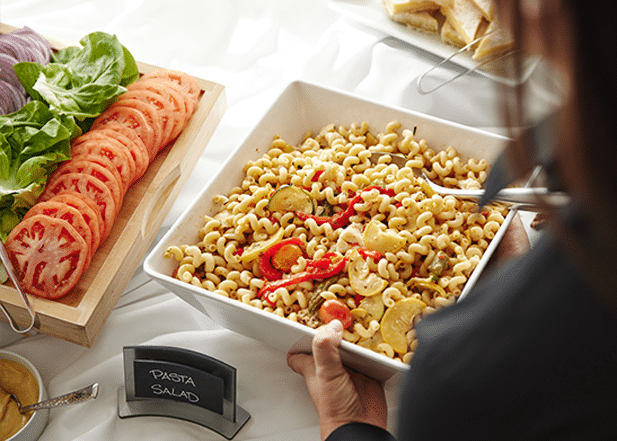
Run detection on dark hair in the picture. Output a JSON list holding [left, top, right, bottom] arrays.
[[567, 1, 617, 305], [504, 1, 617, 305]]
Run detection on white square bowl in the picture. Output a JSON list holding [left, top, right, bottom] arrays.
[[144, 80, 514, 382]]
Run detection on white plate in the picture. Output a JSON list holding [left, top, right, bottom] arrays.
[[144, 80, 515, 382], [328, 0, 541, 87]]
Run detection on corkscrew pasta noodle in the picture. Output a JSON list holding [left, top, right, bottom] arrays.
[[164, 121, 507, 364]]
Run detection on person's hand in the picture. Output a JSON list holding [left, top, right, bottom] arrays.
[[493, 212, 530, 263], [287, 320, 388, 441]]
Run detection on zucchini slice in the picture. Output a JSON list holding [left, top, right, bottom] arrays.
[[268, 185, 315, 214], [239, 228, 285, 263]]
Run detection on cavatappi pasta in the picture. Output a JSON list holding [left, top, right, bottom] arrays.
[[165, 121, 507, 364]]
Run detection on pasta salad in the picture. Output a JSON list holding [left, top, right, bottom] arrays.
[[164, 121, 507, 364]]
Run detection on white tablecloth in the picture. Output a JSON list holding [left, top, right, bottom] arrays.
[[1, 1, 545, 439]]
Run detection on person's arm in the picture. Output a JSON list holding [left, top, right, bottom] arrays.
[[287, 320, 394, 441], [326, 422, 397, 441]]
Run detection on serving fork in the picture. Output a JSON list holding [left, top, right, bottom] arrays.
[[368, 151, 569, 208]]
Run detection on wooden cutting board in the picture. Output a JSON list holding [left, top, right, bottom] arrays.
[[0, 23, 226, 346]]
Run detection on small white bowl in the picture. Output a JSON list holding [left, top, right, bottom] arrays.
[[0, 350, 48, 441]]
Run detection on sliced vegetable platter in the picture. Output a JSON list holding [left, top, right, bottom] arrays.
[[0, 23, 226, 346]]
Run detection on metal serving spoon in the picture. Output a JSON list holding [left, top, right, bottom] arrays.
[[11, 383, 99, 414], [368, 152, 570, 208]]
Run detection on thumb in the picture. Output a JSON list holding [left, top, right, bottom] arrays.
[[287, 352, 315, 377], [312, 319, 346, 380]]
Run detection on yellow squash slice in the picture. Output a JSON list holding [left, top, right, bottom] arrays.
[[380, 297, 426, 354], [349, 249, 388, 296], [358, 294, 385, 322], [362, 220, 406, 255]]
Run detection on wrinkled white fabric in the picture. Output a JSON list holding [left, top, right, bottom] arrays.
[[1, 1, 542, 439]]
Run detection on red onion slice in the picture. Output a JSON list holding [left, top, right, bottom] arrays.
[[0, 26, 52, 114], [0, 79, 28, 115]]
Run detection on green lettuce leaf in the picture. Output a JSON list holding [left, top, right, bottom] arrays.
[[0, 100, 76, 242], [14, 31, 139, 121]]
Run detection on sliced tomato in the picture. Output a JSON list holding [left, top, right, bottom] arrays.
[[71, 136, 135, 193], [48, 158, 123, 216], [84, 124, 149, 180], [23, 200, 94, 268], [119, 89, 175, 151], [126, 79, 189, 145], [51, 190, 105, 243], [69, 153, 124, 195], [157, 78, 195, 123], [38, 173, 117, 241], [141, 69, 201, 107], [319, 299, 353, 329], [91, 104, 156, 160], [6, 214, 89, 299], [49, 192, 101, 253], [106, 99, 162, 158]]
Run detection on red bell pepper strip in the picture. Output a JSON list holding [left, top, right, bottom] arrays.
[[305, 252, 337, 271], [354, 293, 363, 308], [357, 247, 382, 261], [305, 253, 347, 277], [258, 237, 305, 281], [311, 169, 325, 182], [296, 185, 395, 229], [258, 254, 348, 302]]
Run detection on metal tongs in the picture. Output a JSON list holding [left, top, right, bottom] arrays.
[[416, 30, 541, 94], [0, 241, 38, 335], [370, 152, 569, 208]]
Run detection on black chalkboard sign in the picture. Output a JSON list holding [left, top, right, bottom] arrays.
[[133, 359, 224, 414], [118, 346, 250, 439]]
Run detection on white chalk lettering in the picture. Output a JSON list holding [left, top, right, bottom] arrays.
[[149, 369, 196, 387], [151, 384, 199, 403]]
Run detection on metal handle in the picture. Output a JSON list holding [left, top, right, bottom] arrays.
[[415, 28, 542, 93], [0, 241, 38, 335], [19, 383, 99, 413], [416, 30, 502, 94], [368, 152, 570, 208], [426, 185, 570, 207]]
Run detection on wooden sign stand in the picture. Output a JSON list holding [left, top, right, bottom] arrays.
[[118, 346, 250, 439]]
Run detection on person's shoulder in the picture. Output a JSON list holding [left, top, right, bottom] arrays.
[[398, 232, 617, 439]]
